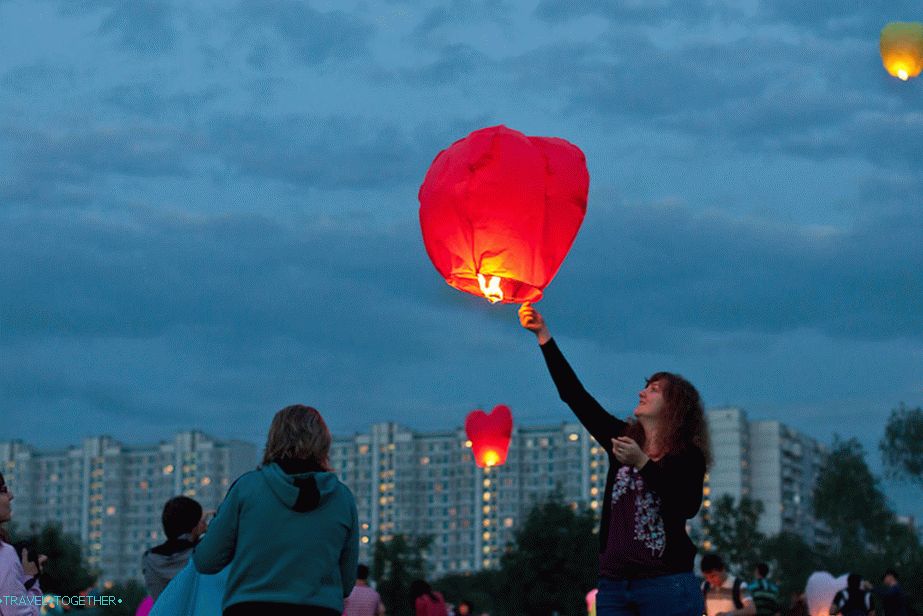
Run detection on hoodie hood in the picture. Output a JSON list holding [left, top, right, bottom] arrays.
[[259, 462, 340, 513], [142, 536, 195, 599], [144, 544, 193, 573]]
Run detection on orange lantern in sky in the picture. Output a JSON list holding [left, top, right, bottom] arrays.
[[880, 22, 923, 81], [419, 125, 589, 304], [465, 405, 513, 468]]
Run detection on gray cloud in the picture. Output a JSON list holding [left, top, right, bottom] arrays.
[[762, 0, 922, 35], [533, 0, 733, 25], [0, 123, 196, 209], [205, 114, 418, 189], [396, 43, 489, 85], [58, 0, 178, 53], [544, 198, 923, 351], [102, 83, 226, 119], [409, 0, 513, 48], [234, 0, 372, 65], [204, 113, 489, 191]]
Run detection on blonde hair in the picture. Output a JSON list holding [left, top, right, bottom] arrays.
[[262, 405, 332, 470]]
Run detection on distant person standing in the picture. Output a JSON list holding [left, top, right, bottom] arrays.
[[751, 563, 781, 616], [194, 404, 360, 615], [830, 573, 874, 616], [142, 496, 208, 601], [701, 553, 756, 616], [877, 569, 909, 616], [0, 472, 47, 616], [344, 564, 384, 616], [411, 580, 448, 616]]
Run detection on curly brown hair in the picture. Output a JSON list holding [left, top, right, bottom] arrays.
[[262, 405, 332, 470], [625, 372, 711, 465]]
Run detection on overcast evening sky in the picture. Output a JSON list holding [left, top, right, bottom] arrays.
[[1, 1, 921, 520]]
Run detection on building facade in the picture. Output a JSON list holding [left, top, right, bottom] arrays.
[[0, 432, 256, 585], [2, 411, 829, 583], [699, 408, 829, 549], [331, 421, 609, 576]]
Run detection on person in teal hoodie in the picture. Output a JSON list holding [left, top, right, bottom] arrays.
[[194, 404, 360, 616]]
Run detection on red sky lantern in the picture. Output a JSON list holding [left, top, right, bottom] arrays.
[[419, 125, 589, 304], [465, 404, 513, 468]]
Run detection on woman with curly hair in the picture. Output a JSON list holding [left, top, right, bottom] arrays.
[[519, 303, 711, 616]]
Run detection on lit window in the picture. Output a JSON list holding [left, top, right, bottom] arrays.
[[163, 465, 174, 475], [568, 433, 579, 441]]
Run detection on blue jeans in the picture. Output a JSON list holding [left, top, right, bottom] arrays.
[[597, 572, 703, 616]]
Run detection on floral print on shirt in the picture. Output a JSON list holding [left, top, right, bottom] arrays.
[[611, 465, 666, 556]]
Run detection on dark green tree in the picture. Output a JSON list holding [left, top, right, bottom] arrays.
[[704, 494, 765, 571], [813, 437, 893, 562], [760, 531, 822, 602], [880, 404, 923, 487], [372, 533, 433, 616], [16, 523, 96, 596], [495, 498, 597, 616]]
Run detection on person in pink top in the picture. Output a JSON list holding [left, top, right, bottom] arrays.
[[0, 472, 47, 616], [344, 564, 384, 616], [410, 580, 448, 616]]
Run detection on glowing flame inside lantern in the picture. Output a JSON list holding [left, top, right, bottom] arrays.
[[477, 274, 504, 303], [880, 22, 923, 81], [482, 449, 501, 467]]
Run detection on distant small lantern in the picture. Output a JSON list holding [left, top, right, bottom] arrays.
[[880, 22, 923, 81], [419, 125, 589, 304], [465, 405, 513, 468]]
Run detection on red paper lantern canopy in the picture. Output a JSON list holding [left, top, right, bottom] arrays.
[[465, 404, 513, 468], [419, 125, 589, 303]]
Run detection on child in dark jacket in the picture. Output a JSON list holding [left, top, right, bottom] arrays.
[[142, 495, 207, 601]]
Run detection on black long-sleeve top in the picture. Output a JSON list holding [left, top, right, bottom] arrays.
[[540, 338, 706, 579]]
